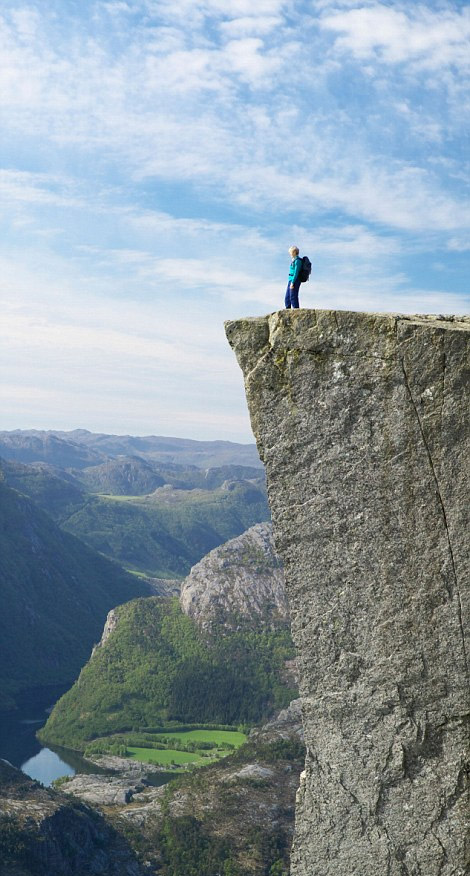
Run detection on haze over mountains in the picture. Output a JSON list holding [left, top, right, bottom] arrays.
[[0, 429, 269, 711], [0, 429, 262, 470], [0, 429, 268, 580]]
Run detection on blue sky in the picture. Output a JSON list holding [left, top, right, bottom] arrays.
[[1, 0, 469, 442]]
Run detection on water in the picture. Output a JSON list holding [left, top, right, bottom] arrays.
[[20, 745, 76, 785], [0, 686, 100, 787]]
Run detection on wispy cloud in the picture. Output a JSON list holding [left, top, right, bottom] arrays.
[[0, 0, 468, 439], [319, 3, 470, 72]]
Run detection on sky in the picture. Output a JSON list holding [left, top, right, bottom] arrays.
[[1, 0, 469, 442]]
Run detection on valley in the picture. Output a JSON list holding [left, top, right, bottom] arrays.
[[1, 430, 268, 579], [0, 429, 299, 875], [39, 525, 296, 749]]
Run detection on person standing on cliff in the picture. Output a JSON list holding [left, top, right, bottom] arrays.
[[285, 246, 302, 309]]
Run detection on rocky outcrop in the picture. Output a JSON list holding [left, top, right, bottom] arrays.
[[146, 577, 181, 597], [179, 522, 288, 632], [251, 698, 304, 743], [58, 774, 147, 807], [92, 608, 119, 654], [226, 310, 469, 876], [0, 760, 143, 875]]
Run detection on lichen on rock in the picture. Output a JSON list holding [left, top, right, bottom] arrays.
[[226, 309, 469, 876]]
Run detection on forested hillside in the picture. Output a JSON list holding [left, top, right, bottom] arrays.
[[62, 482, 269, 577], [1, 455, 269, 579], [0, 479, 148, 711], [39, 597, 296, 749]]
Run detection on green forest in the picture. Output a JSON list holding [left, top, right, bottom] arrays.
[[62, 481, 269, 577], [0, 479, 147, 710], [2, 459, 269, 578], [39, 597, 297, 750]]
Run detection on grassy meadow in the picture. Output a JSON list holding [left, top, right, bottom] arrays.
[[85, 727, 247, 771]]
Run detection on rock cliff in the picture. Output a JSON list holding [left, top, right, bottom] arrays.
[[179, 522, 288, 632], [226, 310, 469, 876]]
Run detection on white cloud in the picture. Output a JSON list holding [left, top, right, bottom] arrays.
[[447, 236, 470, 253], [320, 4, 470, 72], [222, 37, 282, 84], [219, 16, 283, 37], [0, 169, 84, 208], [0, 2, 468, 237], [0, 1, 468, 439]]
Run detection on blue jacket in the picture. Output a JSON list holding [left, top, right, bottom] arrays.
[[288, 256, 302, 285]]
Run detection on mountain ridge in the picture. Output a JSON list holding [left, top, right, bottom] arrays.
[[0, 429, 262, 470]]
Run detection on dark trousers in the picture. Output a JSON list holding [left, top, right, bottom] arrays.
[[285, 280, 300, 309]]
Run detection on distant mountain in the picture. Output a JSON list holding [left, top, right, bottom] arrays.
[[0, 429, 262, 469], [75, 458, 265, 494], [39, 526, 296, 749], [76, 456, 166, 496], [0, 430, 105, 469], [0, 479, 149, 711], [1, 452, 269, 578], [62, 481, 270, 577]]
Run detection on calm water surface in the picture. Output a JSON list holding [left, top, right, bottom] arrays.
[[0, 687, 100, 786], [0, 686, 174, 788]]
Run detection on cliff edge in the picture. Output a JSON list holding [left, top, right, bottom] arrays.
[[226, 310, 469, 876]]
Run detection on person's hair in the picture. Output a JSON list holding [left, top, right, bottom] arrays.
[[289, 245, 299, 256]]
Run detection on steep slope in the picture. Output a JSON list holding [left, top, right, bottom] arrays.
[[0, 458, 86, 518], [180, 522, 288, 632], [0, 761, 143, 876], [226, 310, 469, 876], [39, 596, 295, 748], [40, 526, 295, 749], [0, 479, 149, 710]]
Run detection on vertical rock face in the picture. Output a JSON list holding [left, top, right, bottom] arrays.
[[226, 310, 469, 876]]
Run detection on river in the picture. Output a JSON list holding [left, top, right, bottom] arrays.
[[0, 686, 101, 787]]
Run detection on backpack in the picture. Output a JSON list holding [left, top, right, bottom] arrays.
[[299, 255, 312, 283]]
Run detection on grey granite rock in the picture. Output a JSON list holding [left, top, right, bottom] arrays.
[[85, 754, 163, 776], [226, 310, 469, 876], [0, 761, 143, 875], [250, 698, 304, 743], [179, 522, 288, 632], [59, 774, 146, 806]]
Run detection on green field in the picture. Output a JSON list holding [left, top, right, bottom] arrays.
[[128, 747, 203, 765], [126, 728, 247, 769], [152, 729, 246, 746]]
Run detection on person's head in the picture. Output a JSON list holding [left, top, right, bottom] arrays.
[[289, 246, 299, 258]]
